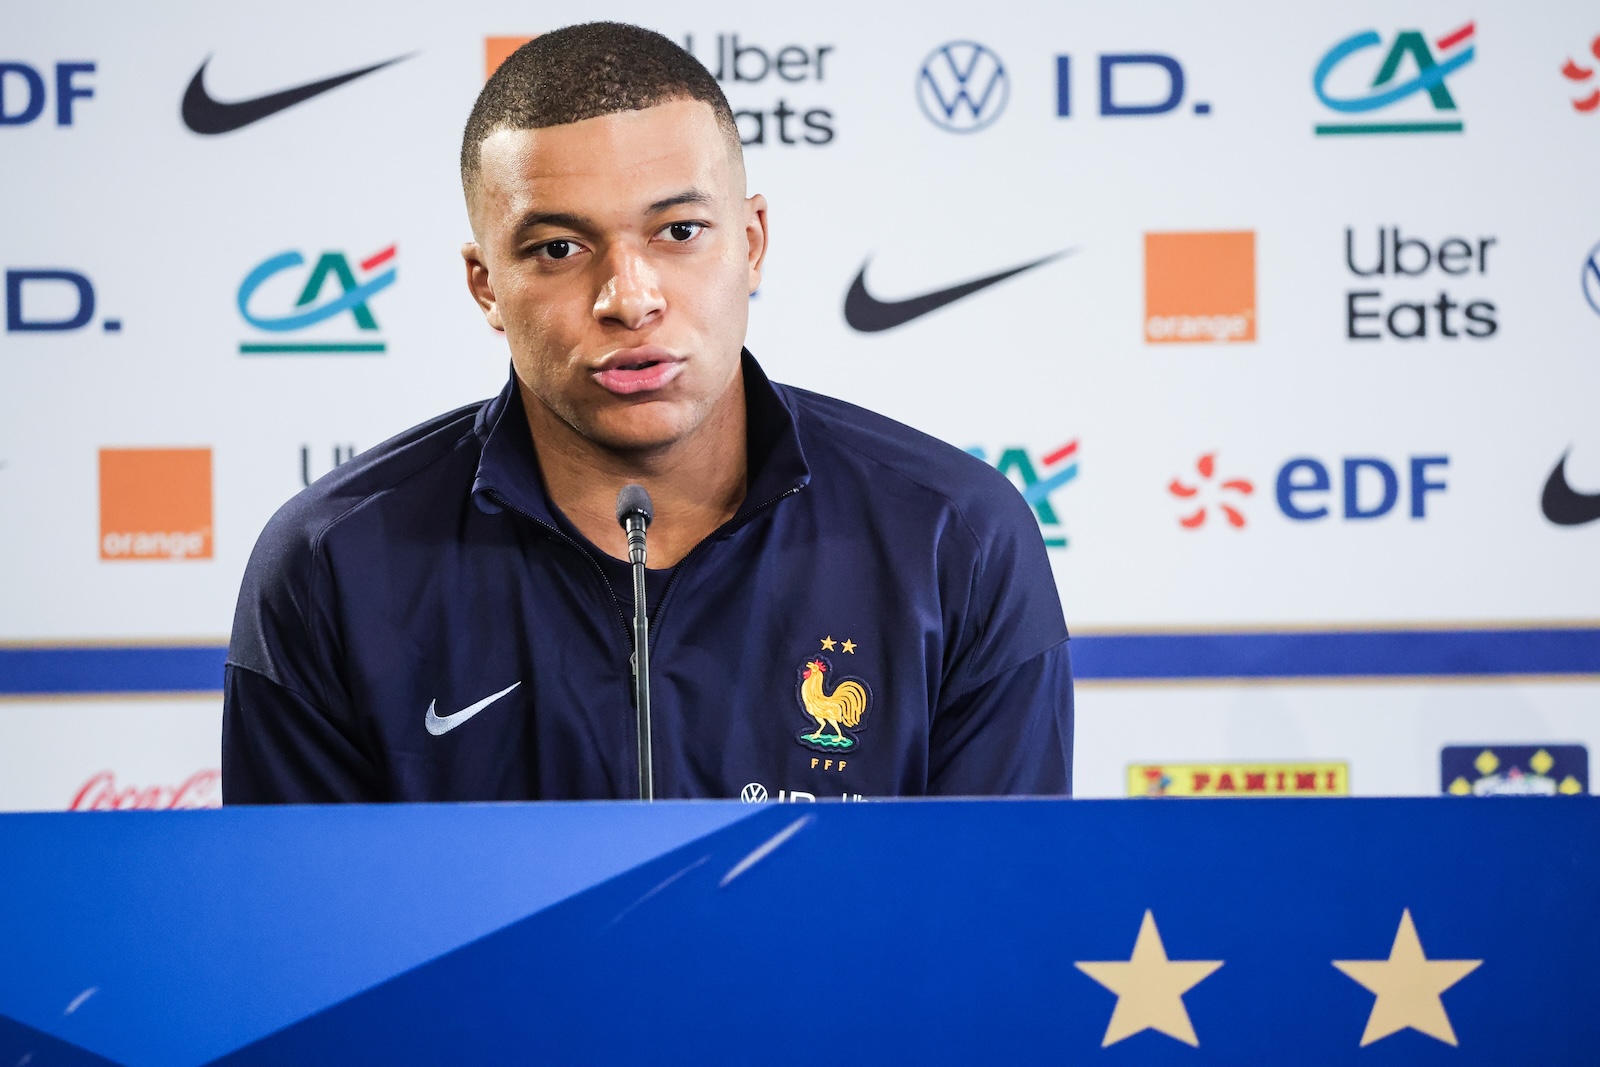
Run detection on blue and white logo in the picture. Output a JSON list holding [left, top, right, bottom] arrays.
[[917, 42, 1008, 133], [1583, 241, 1600, 320]]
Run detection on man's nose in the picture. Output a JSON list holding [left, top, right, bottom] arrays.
[[593, 245, 665, 330]]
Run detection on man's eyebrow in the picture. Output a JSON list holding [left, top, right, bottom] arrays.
[[512, 192, 712, 234], [648, 190, 713, 214], [514, 210, 595, 234]]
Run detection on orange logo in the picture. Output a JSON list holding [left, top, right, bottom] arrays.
[[485, 37, 535, 79], [99, 448, 213, 561], [1144, 231, 1256, 344]]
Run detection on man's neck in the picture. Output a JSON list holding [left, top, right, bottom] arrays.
[[521, 373, 749, 569]]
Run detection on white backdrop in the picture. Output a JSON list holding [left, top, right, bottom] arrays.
[[2, 0, 1596, 808]]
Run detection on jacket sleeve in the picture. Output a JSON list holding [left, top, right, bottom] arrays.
[[221, 501, 382, 804], [223, 664, 383, 803], [927, 462, 1075, 796], [927, 640, 1074, 796]]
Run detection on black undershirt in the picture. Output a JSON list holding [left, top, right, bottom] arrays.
[[590, 550, 675, 619], [548, 506, 674, 617]]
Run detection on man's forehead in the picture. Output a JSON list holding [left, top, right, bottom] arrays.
[[475, 99, 740, 218]]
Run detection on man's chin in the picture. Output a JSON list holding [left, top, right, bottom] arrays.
[[581, 406, 698, 455]]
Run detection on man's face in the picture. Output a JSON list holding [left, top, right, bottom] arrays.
[[463, 99, 766, 455]]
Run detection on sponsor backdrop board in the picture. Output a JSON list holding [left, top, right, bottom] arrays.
[[1, 0, 1596, 808]]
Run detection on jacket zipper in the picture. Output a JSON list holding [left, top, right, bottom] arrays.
[[485, 481, 807, 789], [485, 490, 632, 642], [486, 481, 805, 649], [649, 483, 806, 630]]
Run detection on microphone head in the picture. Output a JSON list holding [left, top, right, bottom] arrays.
[[615, 483, 653, 529]]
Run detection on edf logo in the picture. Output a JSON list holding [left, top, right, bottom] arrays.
[[1277, 456, 1448, 521], [5, 270, 118, 332], [1056, 53, 1210, 117], [0, 61, 95, 126]]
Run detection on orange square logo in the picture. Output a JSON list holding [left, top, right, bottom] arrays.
[[485, 36, 535, 79], [99, 448, 213, 561], [1144, 231, 1256, 344]]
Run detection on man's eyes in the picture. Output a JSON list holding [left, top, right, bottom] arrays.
[[531, 238, 585, 261], [526, 223, 706, 261], [660, 221, 706, 243]]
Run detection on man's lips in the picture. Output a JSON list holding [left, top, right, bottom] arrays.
[[591, 348, 685, 396]]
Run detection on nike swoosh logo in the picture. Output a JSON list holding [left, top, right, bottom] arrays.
[[424, 681, 522, 737], [181, 53, 412, 135], [1542, 450, 1600, 526], [843, 250, 1074, 333]]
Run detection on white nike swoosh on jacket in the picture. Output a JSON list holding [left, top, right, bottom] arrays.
[[424, 681, 522, 736]]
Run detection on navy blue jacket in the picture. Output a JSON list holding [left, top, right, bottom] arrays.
[[223, 354, 1073, 802]]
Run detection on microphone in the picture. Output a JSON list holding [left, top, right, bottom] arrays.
[[615, 484, 654, 801]]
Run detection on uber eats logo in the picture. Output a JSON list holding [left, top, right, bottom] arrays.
[[682, 34, 834, 146], [490, 34, 838, 146], [1344, 227, 1497, 341]]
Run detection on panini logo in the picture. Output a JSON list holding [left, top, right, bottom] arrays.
[[1144, 231, 1256, 344], [98, 448, 212, 561], [1130, 762, 1348, 797]]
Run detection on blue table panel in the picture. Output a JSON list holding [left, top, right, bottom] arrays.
[[0, 798, 1594, 1065]]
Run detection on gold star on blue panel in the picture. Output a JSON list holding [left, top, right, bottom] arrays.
[[1075, 911, 1223, 1047], [1334, 909, 1481, 1047]]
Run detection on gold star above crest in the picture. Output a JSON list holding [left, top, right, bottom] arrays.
[[820, 636, 836, 651], [841, 639, 857, 654], [1074, 911, 1223, 1047], [1333, 909, 1481, 1047]]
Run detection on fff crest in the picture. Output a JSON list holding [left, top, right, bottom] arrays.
[[794, 654, 872, 753]]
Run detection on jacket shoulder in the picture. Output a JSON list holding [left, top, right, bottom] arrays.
[[779, 384, 1030, 531], [229, 402, 485, 688], [262, 402, 485, 554]]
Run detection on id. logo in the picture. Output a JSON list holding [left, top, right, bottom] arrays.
[[99, 448, 212, 561], [237, 245, 396, 354], [1145, 231, 1256, 343], [5, 268, 119, 333], [968, 440, 1079, 548], [1314, 22, 1475, 135], [917, 41, 1008, 132]]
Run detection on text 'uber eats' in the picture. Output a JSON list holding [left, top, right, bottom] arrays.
[[682, 33, 835, 146], [1344, 226, 1498, 341]]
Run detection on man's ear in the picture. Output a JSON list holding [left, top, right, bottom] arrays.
[[461, 242, 505, 332], [744, 193, 769, 295]]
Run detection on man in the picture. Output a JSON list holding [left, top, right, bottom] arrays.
[[223, 23, 1072, 803]]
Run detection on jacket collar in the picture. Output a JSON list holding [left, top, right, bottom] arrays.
[[471, 350, 811, 528]]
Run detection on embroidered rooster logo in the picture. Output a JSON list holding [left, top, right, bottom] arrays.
[[795, 656, 872, 752]]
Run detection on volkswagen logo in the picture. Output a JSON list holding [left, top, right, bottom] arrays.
[[1583, 240, 1600, 319], [917, 41, 1009, 133], [740, 782, 769, 803]]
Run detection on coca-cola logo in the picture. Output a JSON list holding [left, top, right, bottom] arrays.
[[68, 769, 221, 811]]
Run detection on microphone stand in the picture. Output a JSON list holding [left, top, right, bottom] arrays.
[[616, 485, 654, 800]]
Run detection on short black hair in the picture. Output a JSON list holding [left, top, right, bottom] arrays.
[[461, 22, 739, 194]]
